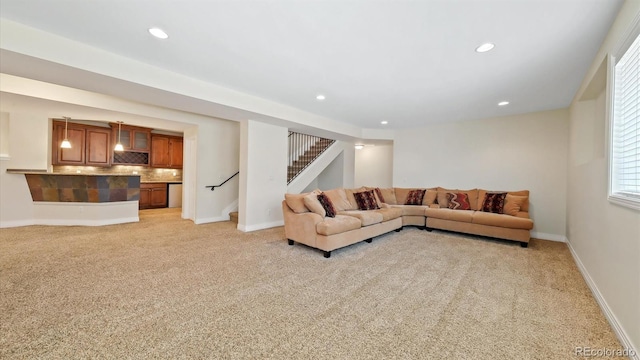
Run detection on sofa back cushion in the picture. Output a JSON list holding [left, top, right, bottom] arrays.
[[323, 188, 353, 211], [345, 187, 367, 210], [423, 189, 438, 206], [503, 194, 528, 216], [378, 188, 398, 205], [394, 188, 425, 205], [285, 191, 316, 213]]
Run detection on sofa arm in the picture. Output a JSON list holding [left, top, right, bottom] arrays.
[[282, 201, 323, 244]]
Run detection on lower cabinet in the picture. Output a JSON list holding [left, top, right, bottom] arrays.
[[139, 183, 167, 209]]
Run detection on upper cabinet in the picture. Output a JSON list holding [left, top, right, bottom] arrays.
[[151, 135, 183, 169], [52, 120, 111, 167], [110, 123, 152, 166]]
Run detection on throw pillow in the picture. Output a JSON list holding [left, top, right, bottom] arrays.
[[284, 192, 311, 213], [422, 189, 438, 206], [354, 190, 380, 211], [503, 194, 527, 216], [374, 188, 385, 204], [405, 189, 426, 205], [481, 192, 507, 214], [317, 193, 337, 218], [303, 193, 326, 217], [446, 192, 471, 210]]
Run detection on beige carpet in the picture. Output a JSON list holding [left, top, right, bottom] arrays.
[[0, 208, 622, 359]]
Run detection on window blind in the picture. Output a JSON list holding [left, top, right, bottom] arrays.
[[612, 33, 640, 199]]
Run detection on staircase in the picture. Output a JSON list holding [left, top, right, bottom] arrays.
[[288, 132, 335, 183], [229, 211, 238, 224]]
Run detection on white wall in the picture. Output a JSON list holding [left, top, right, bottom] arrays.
[[393, 108, 569, 240], [238, 120, 288, 232], [317, 153, 344, 190], [354, 144, 393, 188], [0, 113, 50, 227], [567, 0, 640, 353]]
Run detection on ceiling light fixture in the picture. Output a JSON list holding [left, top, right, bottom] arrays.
[[316, 94, 326, 101], [114, 121, 124, 152], [475, 43, 495, 53], [380, 121, 388, 125], [148, 27, 169, 39], [355, 144, 364, 150], [498, 101, 510, 106], [60, 117, 72, 149]]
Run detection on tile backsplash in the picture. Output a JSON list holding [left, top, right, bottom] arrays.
[[53, 165, 182, 182]]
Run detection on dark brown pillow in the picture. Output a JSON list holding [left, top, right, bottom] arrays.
[[405, 189, 426, 205], [481, 192, 507, 213], [354, 190, 380, 211], [317, 193, 336, 217], [374, 188, 385, 204], [447, 192, 471, 210]]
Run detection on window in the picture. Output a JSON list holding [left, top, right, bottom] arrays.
[[609, 31, 640, 210]]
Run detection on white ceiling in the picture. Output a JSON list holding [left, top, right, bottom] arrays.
[[0, 0, 624, 129]]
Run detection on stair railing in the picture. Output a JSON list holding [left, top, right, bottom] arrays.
[[288, 131, 335, 184], [206, 171, 239, 191]]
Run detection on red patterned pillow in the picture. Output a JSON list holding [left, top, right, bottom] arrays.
[[374, 188, 385, 204], [317, 193, 336, 217], [481, 192, 507, 213], [354, 190, 380, 210], [405, 189, 426, 205], [446, 192, 471, 210]]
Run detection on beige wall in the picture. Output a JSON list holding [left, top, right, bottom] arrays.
[[355, 144, 393, 188], [567, 0, 639, 353], [393, 108, 569, 240]]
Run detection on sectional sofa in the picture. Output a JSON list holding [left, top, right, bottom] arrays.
[[283, 187, 534, 257]]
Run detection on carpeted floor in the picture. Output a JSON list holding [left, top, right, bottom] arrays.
[[0, 208, 622, 359]]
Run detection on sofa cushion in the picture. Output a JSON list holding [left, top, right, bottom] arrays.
[[391, 205, 429, 216], [422, 189, 438, 206], [424, 208, 473, 222], [503, 194, 527, 216], [405, 189, 426, 205], [472, 211, 533, 230], [303, 193, 326, 217], [481, 192, 507, 213], [316, 215, 362, 235], [354, 190, 380, 210], [373, 207, 402, 221], [285, 191, 314, 213], [446, 192, 471, 210], [318, 193, 337, 217], [337, 210, 384, 226], [378, 188, 398, 205], [323, 188, 353, 211], [374, 188, 385, 204]]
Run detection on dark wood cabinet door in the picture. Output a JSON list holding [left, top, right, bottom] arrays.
[[133, 130, 150, 151], [85, 128, 111, 166], [55, 123, 85, 165], [139, 188, 151, 209], [170, 138, 183, 169], [150, 187, 167, 207], [151, 136, 171, 167]]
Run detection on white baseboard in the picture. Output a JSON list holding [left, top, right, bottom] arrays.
[[237, 220, 284, 232], [567, 241, 638, 360], [194, 216, 229, 224], [530, 231, 567, 242], [0, 219, 36, 228]]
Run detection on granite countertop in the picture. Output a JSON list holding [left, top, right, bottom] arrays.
[[6, 169, 140, 177]]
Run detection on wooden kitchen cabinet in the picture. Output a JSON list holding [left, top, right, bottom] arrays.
[[139, 183, 167, 209], [151, 135, 183, 169], [53, 120, 110, 167], [110, 123, 151, 152]]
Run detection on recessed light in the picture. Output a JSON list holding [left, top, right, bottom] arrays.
[[355, 144, 364, 150], [475, 43, 495, 53], [316, 94, 326, 101], [380, 121, 388, 125], [149, 27, 169, 39], [498, 101, 510, 106]]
